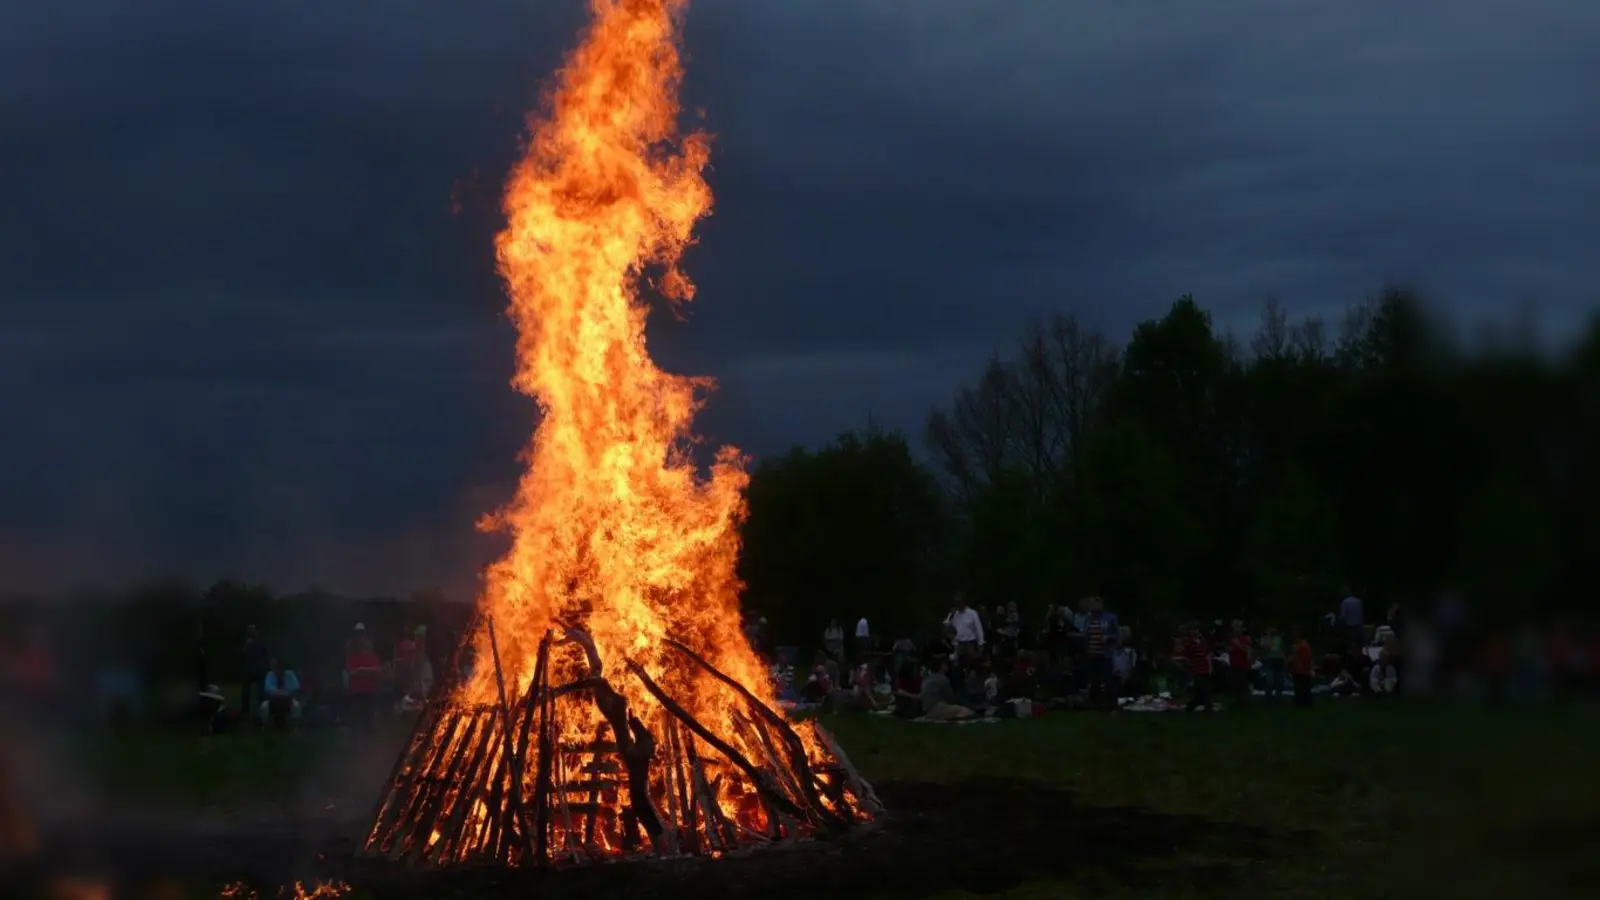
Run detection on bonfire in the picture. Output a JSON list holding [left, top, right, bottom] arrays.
[[360, 0, 878, 868]]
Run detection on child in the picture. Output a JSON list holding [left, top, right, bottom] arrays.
[[1259, 626, 1286, 700], [1226, 620, 1254, 704], [1180, 622, 1214, 712], [1289, 628, 1315, 708]]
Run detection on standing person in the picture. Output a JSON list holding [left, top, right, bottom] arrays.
[[997, 602, 1022, 658], [944, 595, 984, 683], [1289, 628, 1315, 708], [822, 620, 845, 661], [890, 634, 916, 681], [1111, 626, 1138, 700], [240, 625, 269, 724], [1338, 589, 1365, 650], [412, 625, 434, 698], [854, 616, 871, 664], [1260, 626, 1287, 701], [1227, 620, 1254, 705], [393, 627, 419, 698], [1043, 605, 1069, 668], [1080, 596, 1120, 710], [1181, 622, 1214, 712], [344, 634, 383, 730]]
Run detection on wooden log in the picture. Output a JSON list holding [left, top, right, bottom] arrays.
[[661, 639, 850, 831], [625, 660, 809, 824], [581, 724, 607, 848], [681, 733, 726, 852], [394, 709, 486, 862], [665, 719, 698, 853], [558, 630, 665, 854], [407, 711, 495, 865], [361, 699, 441, 853], [379, 708, 468, 855], [529, 635, 555, 865], [552, 729, 583, 862], [657, 712, 682, 855], [428, 718, 502, 865], [736, 711, 803, 839], [488, 619, 539, 865], [702, 771, 739, 848], [814, 723, 883, 814]]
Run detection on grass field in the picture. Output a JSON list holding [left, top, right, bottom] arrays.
[[57, 701, 1600, 899]]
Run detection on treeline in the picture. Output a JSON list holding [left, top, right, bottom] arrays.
[[739, 289, 1599, 644], [2, 581, 469, 685], [7, 289, 1594, 669]]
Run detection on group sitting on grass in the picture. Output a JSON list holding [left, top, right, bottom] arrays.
[[768, 589, 1574, 719]]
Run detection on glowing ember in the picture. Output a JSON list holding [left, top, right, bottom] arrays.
[[218, 882, 348, 900], [360, 0, 877, 869]]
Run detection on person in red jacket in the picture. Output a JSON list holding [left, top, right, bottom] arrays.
[[344, 633, 383, 730], [1180, 622, 1214, 712], [1227, 620, 1254, 705], [1289, 628, 1316, 708]]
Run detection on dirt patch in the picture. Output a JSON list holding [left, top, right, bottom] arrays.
[[336, 777, 1290, 899], [17, 778, 1293, 898]]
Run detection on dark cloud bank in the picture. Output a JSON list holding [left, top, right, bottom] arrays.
[[2, 1, 1595, 596]]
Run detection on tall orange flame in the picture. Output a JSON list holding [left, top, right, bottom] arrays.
[[464, 0, 776, 734]]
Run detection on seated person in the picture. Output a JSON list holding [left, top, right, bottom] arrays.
[[960, 662, 985, 704], [799, 652, 834, 704], [919, 659, 975, 721], [1329, 666, 1360, 696], [892, 662, 923, 718], [1369, 649, 1398, 695], [260, 659, 302, 727], [1002, 657, 1037, 701]]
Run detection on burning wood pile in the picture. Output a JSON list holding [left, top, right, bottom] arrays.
[[359, 0, 882, 871], [362, 621, 878, 867]]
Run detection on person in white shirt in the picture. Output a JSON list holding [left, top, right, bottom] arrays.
[[944, 595, 983, 681], [822, 620, 844, 660], [854, 617, 871, 663]]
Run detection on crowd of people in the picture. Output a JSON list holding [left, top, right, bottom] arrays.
[[0, 617, 472, 735], [213, 620, 466, 732], [756, 590, 1597, 720]]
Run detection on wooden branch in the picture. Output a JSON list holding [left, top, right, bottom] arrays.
[[624, 659, 809, 824], [381, 708, 468, 857], [529, 634, 554, 865], [395, 709, 486, 863], [658, 640, 850, 831], [815, 723, 883, 815]]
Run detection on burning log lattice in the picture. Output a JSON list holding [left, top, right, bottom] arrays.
[[362, 620, 880, 868]]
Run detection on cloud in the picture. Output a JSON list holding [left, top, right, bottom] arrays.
[[2, 0, 1595, 591]]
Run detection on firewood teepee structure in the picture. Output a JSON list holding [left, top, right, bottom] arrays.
[[361, 618, 879, 868]]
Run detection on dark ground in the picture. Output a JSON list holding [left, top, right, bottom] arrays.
[[6, 702, 1598, 899], [16, 779, 1282, 900]]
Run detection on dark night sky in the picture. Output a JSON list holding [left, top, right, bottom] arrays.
[[3, 1, 1596, 597]]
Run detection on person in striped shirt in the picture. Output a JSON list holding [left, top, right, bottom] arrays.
[[1180, 621, 1215, 712], [1079, 596, 1120, 710]]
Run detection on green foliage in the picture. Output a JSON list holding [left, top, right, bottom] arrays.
[[875, 289, 1586, 639], [22, 291, 1584, 654], [739, 426, 947, 641]]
